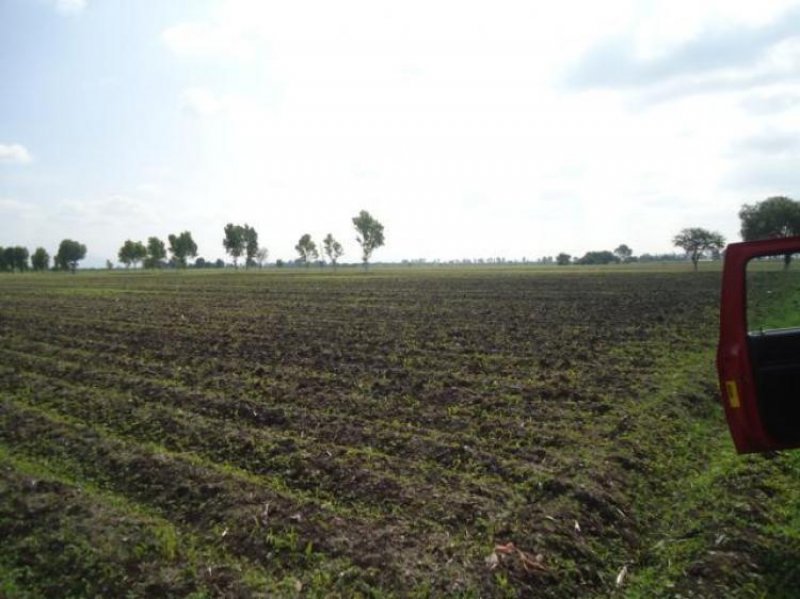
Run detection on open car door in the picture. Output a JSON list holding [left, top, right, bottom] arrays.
[[718, 236, 800, 453]]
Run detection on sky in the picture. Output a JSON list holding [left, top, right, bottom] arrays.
[[3, 0, 800, 266]]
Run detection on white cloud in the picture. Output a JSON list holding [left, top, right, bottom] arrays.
[[181, 87, 223, 117], [0, 143, 32, 164], [162, 22, 256, 60], [54, 0, 86, 15]]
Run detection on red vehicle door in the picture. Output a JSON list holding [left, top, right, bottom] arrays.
[[718, 236, 800, 452]]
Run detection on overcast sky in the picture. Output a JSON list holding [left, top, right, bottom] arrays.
[[3, 0, 800, 265]]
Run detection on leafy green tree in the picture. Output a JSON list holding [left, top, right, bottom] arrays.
[[556, 252, 571, 266], [10, 247, 29, 272], [243, 224, 259, 268], [672, 228, 725, 271], [323, 233, 344, 269], [739, 196, 800, 268], [352, 210, 385, 269], [295, 234, 318, 266], [31, 247, 49, 271], [614, 244, 633, 263], [145, 236, 167, 269], [55, 239, 87, 273], [168, 231, 198, 268], [0, 246, 6, 271], [223, 223, 246, 268], [118, 240, 147, 268], [576, 250, 618, 265]]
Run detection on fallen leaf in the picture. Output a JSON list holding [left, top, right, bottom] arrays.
[[485, 552, 499, 570]]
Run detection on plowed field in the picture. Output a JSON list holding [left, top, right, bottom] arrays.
[[1, 268, 799, 597]]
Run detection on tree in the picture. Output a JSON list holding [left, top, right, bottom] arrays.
[[614, 244, 633, 263], [672, 227, 725, 271], [118, 240, 147, 268], [31, 247, 49, 271], [243, 224, 259, 268], [0, 247, 6, 272], [295, 234, 318, 266], [9, 247, 29, 272], [556, 252, 571, 266], [255, 247, 269, 268], [576, 250, 618, 265], [145, 236, 167, 269], [352, 210, 385, 269], [168, 231, 197, 268], [55, 239, 87, 273], [323, 233, 344, 270], [739, 196, 800, 268], [223, 223, 246, 268]]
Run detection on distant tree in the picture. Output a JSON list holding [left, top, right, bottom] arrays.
[[31, 247, 50, 271], [194, 257, 207, 268], [739, 196, 800, 268], [352, 210, 385, 269], [556, 252, 571, 266], [275, 258, 284, 268], [55, 239, 87, 273], [672, 227, 725, 271], [323, 233, 344, 269], [295, 234, 318, 266], [223, 223, 246, 268], [576, 250, 618, 265], [8, 247, 29, 272], [243, 224, 259, 268], [255, 247, 269, 268], [0, 247, 6, 272], [145, 236, 167, 269], [118, 239, 147, 268], [105, 259, 114, 270], [214, 258, 225, 268], [614, 244, 633, 263], [168, 231, 198, 268]]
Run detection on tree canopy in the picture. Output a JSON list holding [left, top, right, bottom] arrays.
[[323, 233, 344, 268], [223, 223, 246, 267], [243, 224, 259, 267], [576, 250, 618, 265], [672, 227, 725, 271], [614, 244, 633, 263], [31, 247, 49, 271], [145, 237, 167, 269], [168, 231, 198, 268], [118, 239, 147, 268], [352, 210, 384, 268], [55, 239, 87, 273], [295, 234, 318, 266], [740, 196, 800, 241], [739, 196, 800, 267]]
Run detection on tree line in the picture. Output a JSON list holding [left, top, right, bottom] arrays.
[[4, 198, 796, 273], [1, 210, 385, 274], [0, 240, 86, 273]]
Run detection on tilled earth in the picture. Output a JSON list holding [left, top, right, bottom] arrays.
[[0, 268, 753, 597]]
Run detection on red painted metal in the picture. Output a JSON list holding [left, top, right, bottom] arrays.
[[717, 236, 800, 452]]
